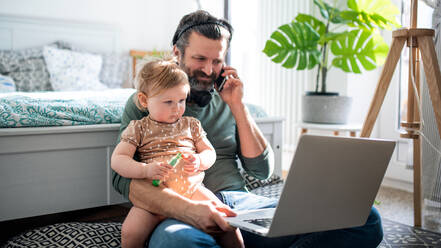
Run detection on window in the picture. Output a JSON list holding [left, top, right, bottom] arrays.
[[398, 0, 434, 127]]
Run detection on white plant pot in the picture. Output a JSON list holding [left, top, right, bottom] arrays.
[[302, 94, 353, 124]]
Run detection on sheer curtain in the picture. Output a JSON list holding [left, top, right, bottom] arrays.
[[421, 0, 441, 228]]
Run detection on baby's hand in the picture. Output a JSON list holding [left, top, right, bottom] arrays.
[[144, 161, 172, 180], [181, 153, 201, 174]]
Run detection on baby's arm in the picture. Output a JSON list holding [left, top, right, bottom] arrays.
[[111, 141, 172, 179], [182, 136, 216, 173], [195, 136, 217, 170]]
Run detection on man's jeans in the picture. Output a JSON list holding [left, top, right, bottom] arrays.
[[148, 191, 383, 248]]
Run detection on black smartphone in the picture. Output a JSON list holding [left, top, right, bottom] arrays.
[[215, 68, 227, 92]]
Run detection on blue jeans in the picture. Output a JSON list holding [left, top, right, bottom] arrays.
[[148, 191, 383, 248]]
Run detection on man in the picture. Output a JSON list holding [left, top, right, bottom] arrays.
[[113, 10, 383, 247]]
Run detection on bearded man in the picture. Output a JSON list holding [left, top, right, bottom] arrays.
[[112, 10, 384, 248]]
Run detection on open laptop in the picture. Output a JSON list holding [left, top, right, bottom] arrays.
[[225, 134, 396, 237]]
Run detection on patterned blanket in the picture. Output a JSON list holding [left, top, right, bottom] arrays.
[[0, 89, 136, 127]]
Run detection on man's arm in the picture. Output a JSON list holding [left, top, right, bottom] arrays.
[[219, 67, 271, 158], [233, 104, 274, 179], [218, 66, 274, 179], [129, 179, 236, 233], [231, 102, 267, 157]]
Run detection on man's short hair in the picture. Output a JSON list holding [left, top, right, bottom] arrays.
[[172, 10, 233, 55]]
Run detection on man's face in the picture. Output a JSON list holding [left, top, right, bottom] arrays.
[[176, 32, 228, 91]]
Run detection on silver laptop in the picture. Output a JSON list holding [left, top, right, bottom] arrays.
[[225, 134, 396, 237]]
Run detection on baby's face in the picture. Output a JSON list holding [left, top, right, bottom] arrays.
[[147, 82, 189, 123]]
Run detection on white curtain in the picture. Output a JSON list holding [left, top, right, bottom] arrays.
[[421, 0, 441, 222], [230, 0, 311, 150]]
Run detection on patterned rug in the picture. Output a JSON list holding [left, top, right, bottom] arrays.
[[3, 181, 441, 247], [3, 222, 122, 248], [380, 219, 441, 247], [3, 218, 441, 248]]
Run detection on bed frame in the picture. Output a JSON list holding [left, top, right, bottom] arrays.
[[0, 119, 283, 221], [0, 14, 284, 222]]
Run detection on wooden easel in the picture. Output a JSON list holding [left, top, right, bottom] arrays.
[[360, 0, 441, 227]]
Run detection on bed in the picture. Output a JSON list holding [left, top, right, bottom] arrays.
[[0, 14, 284, 222]]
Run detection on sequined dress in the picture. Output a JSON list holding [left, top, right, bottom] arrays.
[[121, 115, 206, 197]]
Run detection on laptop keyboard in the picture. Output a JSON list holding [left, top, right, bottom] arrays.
[[244, 218, 272, 228]]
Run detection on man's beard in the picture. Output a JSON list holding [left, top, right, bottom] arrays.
[[180, 61, 217, 91], [179, 60, 219, 107]]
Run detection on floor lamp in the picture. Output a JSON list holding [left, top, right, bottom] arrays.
[[360, 0, 441, 227]]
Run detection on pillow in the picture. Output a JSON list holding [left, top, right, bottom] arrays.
[[0, 74, 16, 92], [59, 42, 130, 89], [0, 41, 74, 92], [43, 46, 108, 91], [0, 47, 53, 92], [100, 53, 130, 88]]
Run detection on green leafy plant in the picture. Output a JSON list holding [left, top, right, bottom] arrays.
[[263, 0, 400, 94]]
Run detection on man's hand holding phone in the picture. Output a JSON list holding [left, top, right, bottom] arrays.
[[216, 66, 244, 107], [215, 68, 228, 92]]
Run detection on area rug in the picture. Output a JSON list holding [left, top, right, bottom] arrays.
[[3, 217, 441, 247], [3, 181, 441, 247], [3, 222, 121, 248], [379, 218, 441, 247]]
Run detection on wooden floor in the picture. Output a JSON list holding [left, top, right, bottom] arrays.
[[0, 203, 131, 245]]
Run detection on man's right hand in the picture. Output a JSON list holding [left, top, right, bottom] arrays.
[[129, 179, 236, 234], [183, 200, 237, 234]]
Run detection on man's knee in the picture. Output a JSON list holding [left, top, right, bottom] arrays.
[[148, 219, 220, 248], [362, 207, 384, 246]]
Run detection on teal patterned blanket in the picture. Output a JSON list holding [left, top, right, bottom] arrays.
[[0, 89, 136, 127]]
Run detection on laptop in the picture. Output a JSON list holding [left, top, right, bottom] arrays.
[[225, 134, 396, 237]]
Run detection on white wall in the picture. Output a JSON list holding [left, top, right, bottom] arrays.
[[0, 0, 224, 54], [0, 0, 382, 134]]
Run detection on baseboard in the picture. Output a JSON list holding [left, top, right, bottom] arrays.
[[381, 177, 413, 193]]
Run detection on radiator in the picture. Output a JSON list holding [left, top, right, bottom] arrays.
[[255, 0, 311, 148]]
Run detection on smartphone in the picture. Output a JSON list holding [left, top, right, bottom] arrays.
[[215, 68, 228, 92]]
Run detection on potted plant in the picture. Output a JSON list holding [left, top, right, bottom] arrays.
[[263, 0, 400, 124]]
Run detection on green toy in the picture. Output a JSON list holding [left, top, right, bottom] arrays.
[[152, 152, 183, 187]]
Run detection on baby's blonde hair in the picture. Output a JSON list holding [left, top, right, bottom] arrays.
[[134, 57, 189, 110]]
